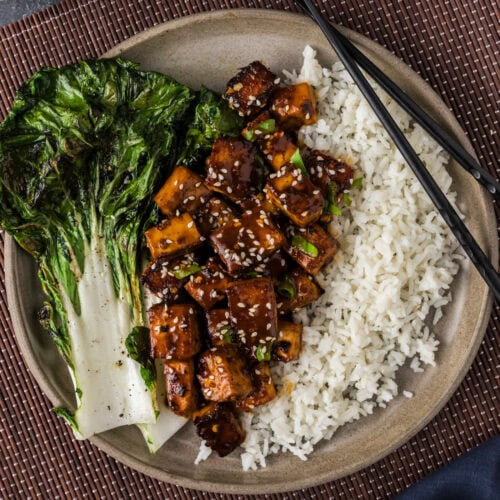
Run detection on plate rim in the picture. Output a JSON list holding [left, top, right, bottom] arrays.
[[4, 8, 497, 494]]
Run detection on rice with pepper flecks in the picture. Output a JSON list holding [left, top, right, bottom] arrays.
[[198, 45, 463, 470]]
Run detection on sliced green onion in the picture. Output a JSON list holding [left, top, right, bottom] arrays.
[[256, 340, 274, 362], [246, 271, 260, 278], [245, 119, 276, 142], [290, 148, 307, 175], [258, 118, 276, 133], [244, 129, 254, 141], [173, 263, 201, 279], [276, 278, 295, 300], [342, 193, 352, 206], [328, 203, 342, 216], [327, 182, 338, 202], [351, 176, 363, 188], [291, 235, 319, 257], [221, 326, 232, 344]]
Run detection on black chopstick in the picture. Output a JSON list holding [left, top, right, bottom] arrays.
[[295, 1, 500, 199], [296, 0, 500, 301], [336, 31, 500, 198]]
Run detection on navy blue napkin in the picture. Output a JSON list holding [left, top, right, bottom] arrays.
[[397, 436, 500, 500]]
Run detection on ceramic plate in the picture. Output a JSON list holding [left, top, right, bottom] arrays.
[[5, 9, 496, 494]]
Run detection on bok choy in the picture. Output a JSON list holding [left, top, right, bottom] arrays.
[[0, 59, 238, 443]]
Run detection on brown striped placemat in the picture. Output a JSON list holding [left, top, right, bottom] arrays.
[[0, 1, 498, 498]]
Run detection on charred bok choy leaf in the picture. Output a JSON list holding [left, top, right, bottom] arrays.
[[0, 59, 240, 442]]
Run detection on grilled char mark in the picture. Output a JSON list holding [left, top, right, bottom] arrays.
[[192, 402, 246, 457]]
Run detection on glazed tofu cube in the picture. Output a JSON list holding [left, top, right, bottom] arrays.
[[184, 257, 233, 309], [197, 345, 253, 401], [210, 212, 284, 275], [227, 278, 278, 359], [260, 131, 297, 171], [284, 224, 338, 275], [235, 363, 276, 412], [305, 149, 355, 195], [148, 303, 201, 360], [273, 321, 302, 362], [223, 61, 278, 117], [241, 111, 277, 142], [205, 138, 262, 202], [239, 192, 279, 215], [243, 250, 289, 279], [194, 197, 235, 235], [193, 402, 246, 457], [145, 213, 202, 259], [165, 359, 199, 418], [206, 309, 233, 346], [154, 166, 212, 217], [140, 253, 198, 302], [270, 83, 318, 130], [265, 164, 325, 227], [277, 268, 322, 313]]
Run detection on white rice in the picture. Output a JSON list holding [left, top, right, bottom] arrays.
[[200, 46, 463, 469]]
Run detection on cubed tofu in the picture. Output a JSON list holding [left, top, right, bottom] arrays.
[[184, 257, 233, 309], [192, 402, 245, 457], [197, 345, 253, 402], [205, 138, 262, 202], [148, 303, 201, 360], [260, 131, 297, 171], [223, 61, 278, 117], [235, 363, 276, 412], [243, 250, 289, 280], [284, 224, 338, 275], [265, 164, 325, 227], [241, 111, 276, 142], [164, 359, 199, 418], [276, 267, 322, 313], [206, 309, 233, 346], [194, 196, 236, 236], [140, 253, 197, 302], [227, 278, 278, 360], [239, 192, 279, 215], [145, 213, 202, 259], [210, 212, 284, 275], [305, 149, 355, 194], [270, 83, 318, 130], [273, 321, 302, 362], [154, 166, 212, 217]]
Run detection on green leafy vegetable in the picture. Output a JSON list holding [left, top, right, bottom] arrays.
[[125, 327, 156, 392], [290, 148, 307, 175], [177, 86, 245, 169], [342, 193, 352, 206], [0, 59, 241, 441], [291, 235, 319, 258], [172, 263, 202, 279], [52, 408, 79, 433]]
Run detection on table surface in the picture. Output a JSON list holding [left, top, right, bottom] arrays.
[[0, 1, 498, 498], [0, 0, 58, 26]]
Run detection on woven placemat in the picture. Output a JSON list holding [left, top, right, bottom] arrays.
[[0, 1, 498, 498]]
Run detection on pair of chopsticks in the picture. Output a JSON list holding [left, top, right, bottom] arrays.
[[295, 0, 500, 301]]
